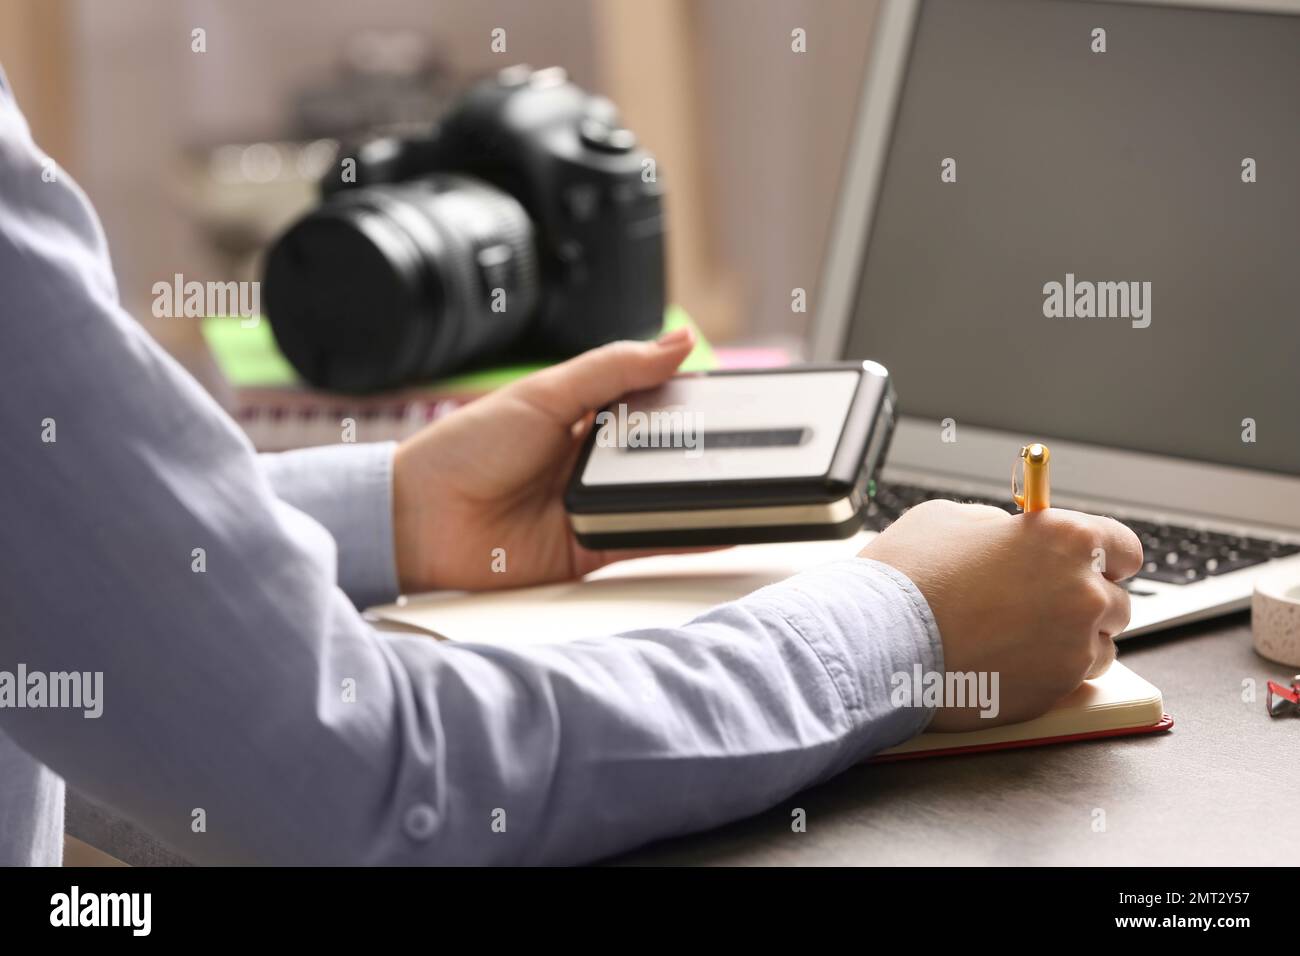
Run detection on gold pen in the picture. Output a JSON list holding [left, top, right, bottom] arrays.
[[1012, 442, 1051, 512]]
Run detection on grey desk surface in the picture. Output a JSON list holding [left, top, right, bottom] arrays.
[[67, 612, 1300, 867]]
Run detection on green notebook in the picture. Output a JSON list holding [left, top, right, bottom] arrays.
[[202, 306, 715, 396]]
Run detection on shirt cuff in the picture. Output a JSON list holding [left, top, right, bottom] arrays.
[[257, 442, 399, 608], [741, 556, 946, 761]]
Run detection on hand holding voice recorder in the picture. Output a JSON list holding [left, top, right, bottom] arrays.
[[564, 362, 896, 548]]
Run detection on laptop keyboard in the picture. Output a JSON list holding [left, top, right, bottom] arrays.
[[866, 482, 1300, 586]]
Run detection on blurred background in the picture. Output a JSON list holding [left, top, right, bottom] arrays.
[[0, 0, 879, 360]]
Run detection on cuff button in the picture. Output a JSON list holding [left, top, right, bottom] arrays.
[[403, 803, 438, 841]]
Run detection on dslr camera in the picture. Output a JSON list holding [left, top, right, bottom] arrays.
[[263, 65, 666, 393]]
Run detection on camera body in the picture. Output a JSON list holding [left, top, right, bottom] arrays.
[[264, 66, 666, 393]]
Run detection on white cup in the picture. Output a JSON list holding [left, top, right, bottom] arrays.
[[1252, 568, 1300, 667]]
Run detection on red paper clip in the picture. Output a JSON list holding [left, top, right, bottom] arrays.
[[1266, 676, 1300, 718]]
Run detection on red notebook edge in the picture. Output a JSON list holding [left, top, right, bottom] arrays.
[[870, 713, 1174, 763]]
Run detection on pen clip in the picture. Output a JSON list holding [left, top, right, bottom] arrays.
[[1011, 447, 1027, 511]]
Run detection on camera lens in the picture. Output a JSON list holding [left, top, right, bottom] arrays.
[[264, 173, 538, 393]]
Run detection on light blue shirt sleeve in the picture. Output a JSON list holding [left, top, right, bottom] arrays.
[[257, 444, 400, 609], [0, 72, 944, 865], [0, 734, 64, 866]]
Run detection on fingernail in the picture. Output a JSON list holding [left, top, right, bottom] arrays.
[[656, 327, 692, 348]]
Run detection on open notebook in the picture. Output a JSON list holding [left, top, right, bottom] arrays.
[[873, 660, 1170, 760], [366, 537, 1172, 758]]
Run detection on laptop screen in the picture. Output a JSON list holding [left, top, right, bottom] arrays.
[[841, 0, 1300, 475]]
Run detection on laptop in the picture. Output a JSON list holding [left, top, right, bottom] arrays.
[[810, 0, 1300, 637]]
